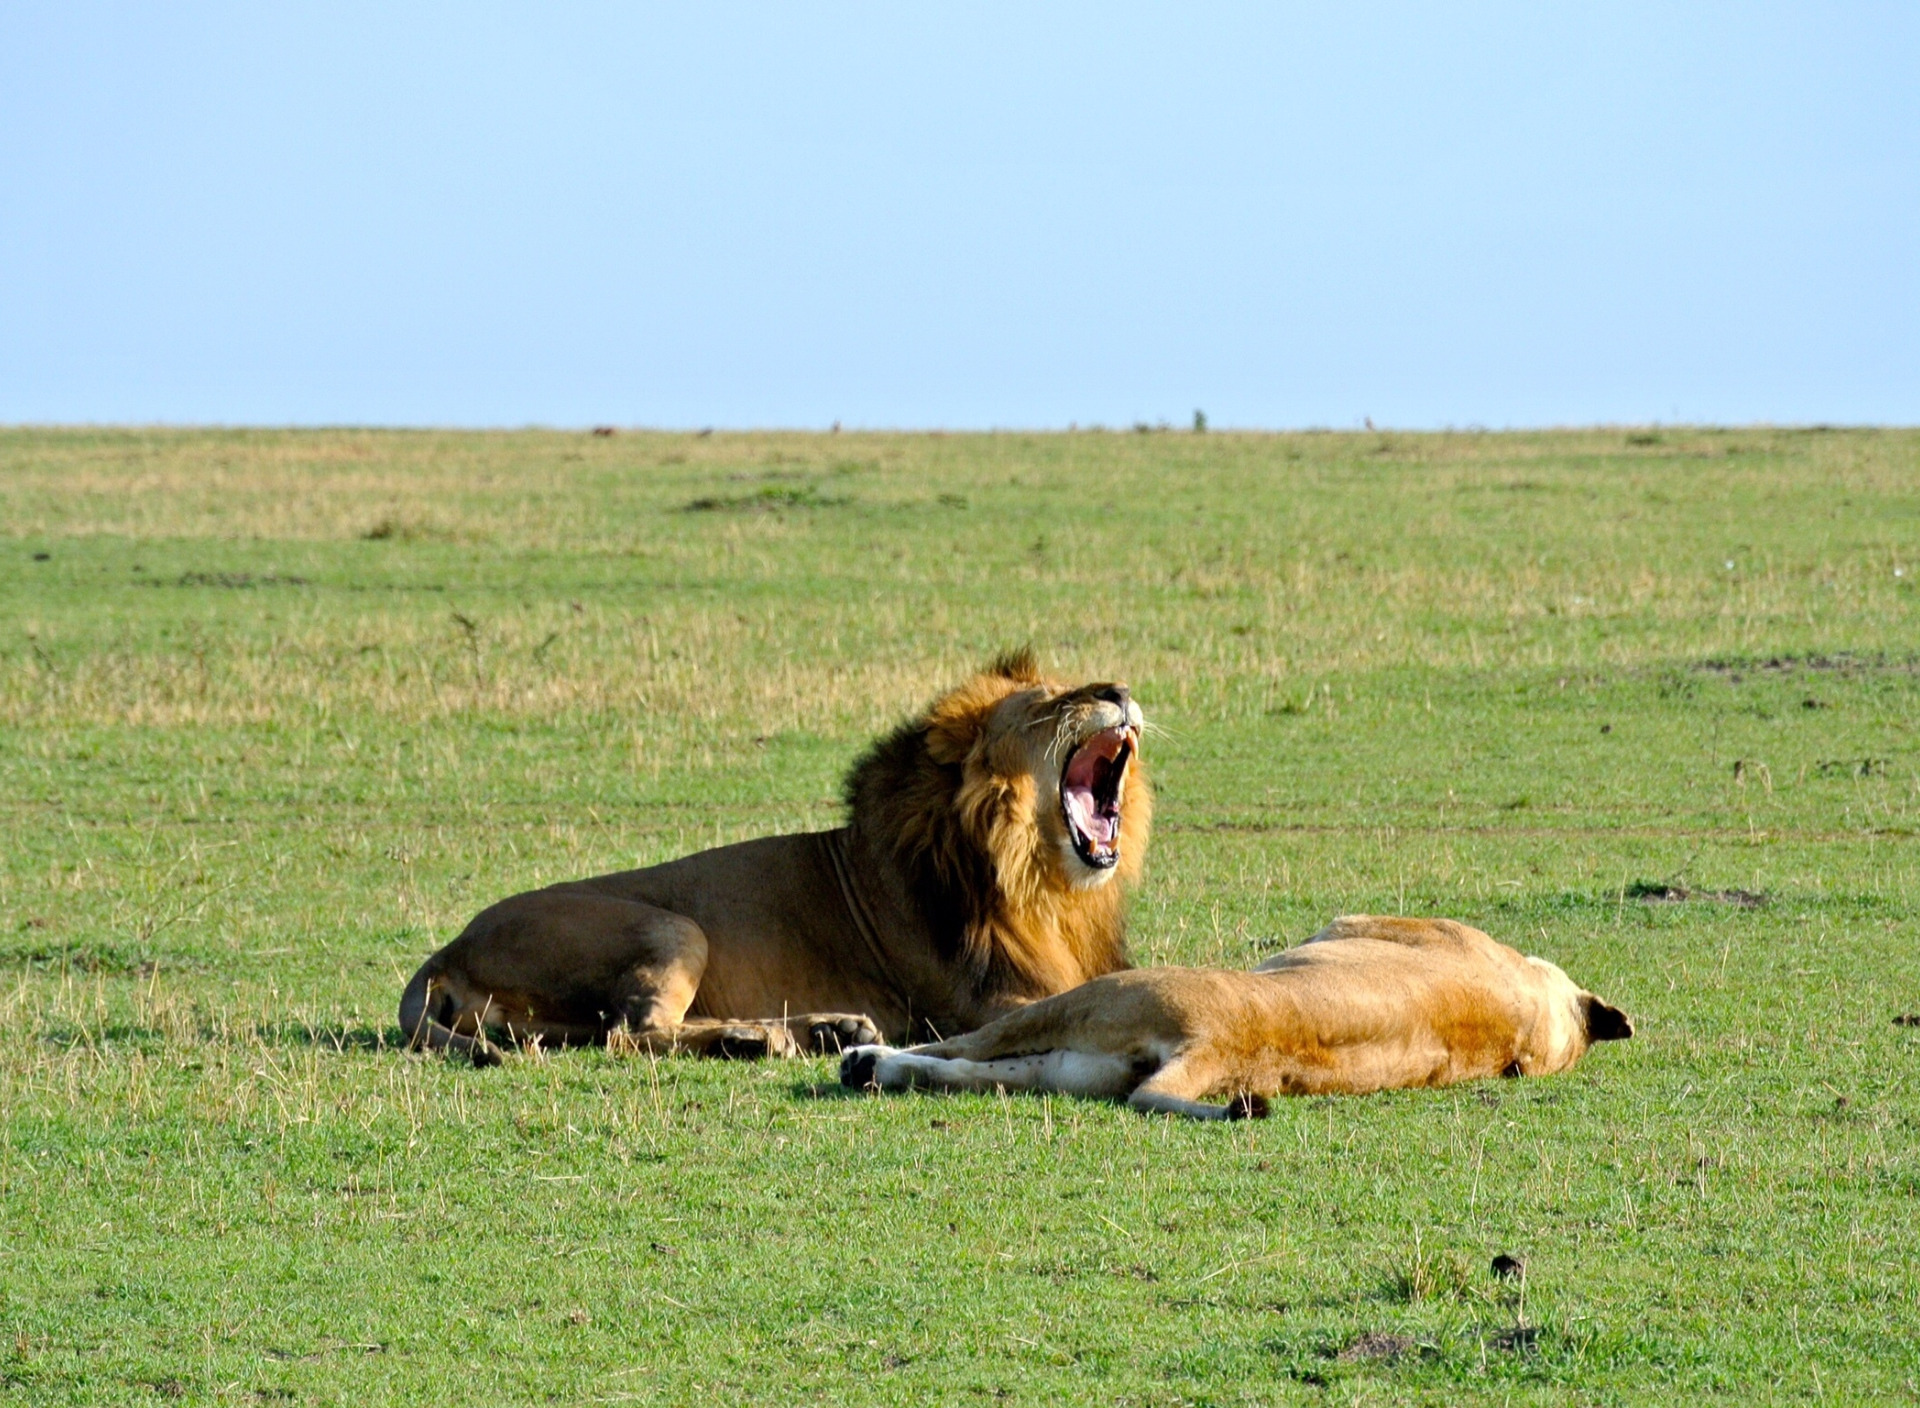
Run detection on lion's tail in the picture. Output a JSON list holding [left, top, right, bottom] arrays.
[[398, 966, 501, 1068]]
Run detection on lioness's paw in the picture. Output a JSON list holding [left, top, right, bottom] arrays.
[[808, 1014, 883, 1054], [1225, 1093, 1270, 1121], [840, 1044, 891, 1090]]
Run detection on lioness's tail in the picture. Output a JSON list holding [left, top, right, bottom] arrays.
[[398, 966, 501, 1068]]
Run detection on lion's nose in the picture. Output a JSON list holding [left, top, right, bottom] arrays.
[[1095, 684, 1130, 711]]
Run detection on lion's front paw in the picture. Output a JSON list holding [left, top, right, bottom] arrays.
[[807, 1014, 883, 1054], [713, 1023, 802, 1060], [839, 1044, 891, 1091]]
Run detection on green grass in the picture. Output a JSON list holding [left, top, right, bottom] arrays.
[[1, 425, 1917, 1405]]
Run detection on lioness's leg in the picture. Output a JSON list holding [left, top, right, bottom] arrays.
[[839, 1045, 1050, 1094], [1125, 1057, 1269, 1121], [840, 1044, 1136, 1099]]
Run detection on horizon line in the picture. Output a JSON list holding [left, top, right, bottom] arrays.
[[1, 420, 1909, 436]]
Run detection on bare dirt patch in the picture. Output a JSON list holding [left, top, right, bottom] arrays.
[[143, 571, 311, 589], [1816, 758, 1891, 779], [1697, 652, 1917, 677], [1626, 883, 1768, 908], [1487, 1325, 1540, 1353], [1336, 1332, 1416, 1363], [682, 484, 849, 512]]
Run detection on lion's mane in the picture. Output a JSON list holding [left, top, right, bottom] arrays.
[[843, 649, 1153, 1008]]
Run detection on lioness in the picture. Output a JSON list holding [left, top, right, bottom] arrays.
[[840, 916, 1632, 1118], [400, 651, 1150, 1064]]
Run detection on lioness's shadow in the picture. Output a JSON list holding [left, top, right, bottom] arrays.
[[791, 1078, 866, 1101]]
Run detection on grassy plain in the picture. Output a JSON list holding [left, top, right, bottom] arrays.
[[1, 425, 1917, 1405]]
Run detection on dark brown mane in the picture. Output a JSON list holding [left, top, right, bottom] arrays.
[[843, 716, 988, 966], [842, 659, 1144, 1006]]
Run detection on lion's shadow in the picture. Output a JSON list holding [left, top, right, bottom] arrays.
[[252, 1023, 874, 1096], [254, 1021, 395, 1054]]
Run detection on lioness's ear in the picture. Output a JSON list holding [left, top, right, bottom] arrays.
[[1582, 995, 1633, 1042], [987, 646, 1041, 683]]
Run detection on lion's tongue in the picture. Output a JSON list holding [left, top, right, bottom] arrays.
[[1064, 728, 1129, 851], [1064, 786, 1116, 846]]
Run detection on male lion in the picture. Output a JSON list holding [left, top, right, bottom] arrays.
[[840, 916, 1632, 1119], [399, 650, 1150, 1064]]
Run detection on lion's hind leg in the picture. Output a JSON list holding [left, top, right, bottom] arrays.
[[404, 979, 601, 1067], [399, 969, 505, 1067]]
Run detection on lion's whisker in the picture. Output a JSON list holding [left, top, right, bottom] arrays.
[[1045, 711, 1085, 765]]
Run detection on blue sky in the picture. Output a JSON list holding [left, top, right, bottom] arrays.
[[2, 3, 1915, 428]]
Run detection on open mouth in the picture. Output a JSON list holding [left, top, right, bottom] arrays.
[[1061, 726, 1136, 869]]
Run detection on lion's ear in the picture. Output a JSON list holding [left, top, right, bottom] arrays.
[[925, 657, 1032, 764], [987, 647, 1041, 683], [925, 694, 991, 764]]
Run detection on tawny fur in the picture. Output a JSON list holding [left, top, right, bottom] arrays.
[[841, 916, 1632, 1119], [399, 651, 1151, 1063]]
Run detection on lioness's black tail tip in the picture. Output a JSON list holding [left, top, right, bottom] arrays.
[[839, 1047, 880, 1090], [1226, 1093, 1270, 1121], [469, 1042, 503, 1069], [1582, 994, 1634, 1043]]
